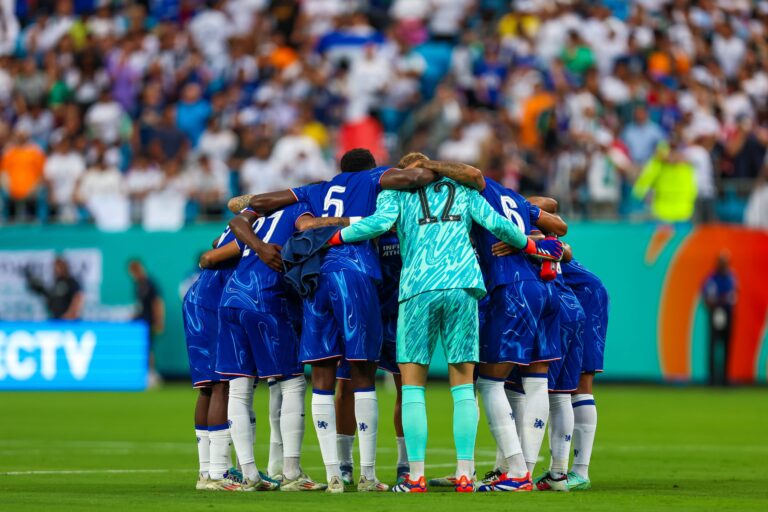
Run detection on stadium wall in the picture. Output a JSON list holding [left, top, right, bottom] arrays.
[[1, 223, 767, 385]]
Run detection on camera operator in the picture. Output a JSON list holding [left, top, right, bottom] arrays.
[[25, 257, 84, 320]]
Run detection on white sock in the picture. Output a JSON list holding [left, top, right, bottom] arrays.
[[280, 376, 306, 480], [571, 394, 597, 479], [548, 394, 574, 476], [477, 377, 526, 476], [267, 379, 283, 476], [506, 386, 526, 439], [396, 436, 408, 468], [521, 375, 549, 473], [410, 461, 425, 480], [312, 390, 341, 481], [228, 377, 257, 480], [337, 434, 355, 467], [354, 388, 378, 480], [195, 427, 210, 477], [208, 425, 231, 480], [456, 459, 475, 479]]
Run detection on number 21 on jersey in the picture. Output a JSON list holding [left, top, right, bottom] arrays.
[[242, 210, 284, 256]]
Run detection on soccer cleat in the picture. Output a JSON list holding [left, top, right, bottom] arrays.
[[195, 473, 210, 490], [204, 476, 242, 491], [340, 464, 354, 485], [455, 474, 475, 493], [477, 470, 533, 492], [427, 474, 457, 487], [391, 474, 427, 493], [240, 471, 280, 492], [326, 475, 345, 493], [227, 467, 243, 481], [534, 472, 569, 491], [428, 470, 476, 487], [357, 475, 389, 492], [395, 464, 410, 485], [566, 471, 592, 491], [280, 472, 327, 492]]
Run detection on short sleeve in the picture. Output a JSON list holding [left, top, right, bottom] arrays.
[[372, 167, 390, 193], [290, 184, 313, 204], [522, 197, 541, 224]]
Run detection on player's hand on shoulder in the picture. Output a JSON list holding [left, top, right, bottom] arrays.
[[256, 243, 283, 272]]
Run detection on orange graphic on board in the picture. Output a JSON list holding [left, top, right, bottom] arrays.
[[658, 225, 768, 383]]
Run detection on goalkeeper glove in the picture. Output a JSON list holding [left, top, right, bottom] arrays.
[[522, 236, 563, 262]]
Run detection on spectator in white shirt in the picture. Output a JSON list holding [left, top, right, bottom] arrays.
[[198, 117, 237, 164], [76, 153, 125, 222], [125, 154, 164, 220], [240, 139, 282, 195], [712, 22, 746, 79], [85, 90, 127, 145], [187, 155, 230, 217], [44, 137, 85, 223]]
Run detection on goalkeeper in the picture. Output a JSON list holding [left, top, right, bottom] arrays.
[[327, 160, 562, 493]]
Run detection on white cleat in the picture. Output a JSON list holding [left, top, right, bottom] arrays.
[[325, 475, 345, 493], [195, 473, 210, 490], [204, 477, 242, 491], [280, 472, 328, 492], [357, 475, 389, 492]]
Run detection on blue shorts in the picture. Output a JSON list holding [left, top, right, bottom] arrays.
[[182, 300, 223, 387], [378, 313, 399, 374], [548, 284, 586, 391], [300, 270, 383, 364], [216, 307, 303, 379], [336, 358, 351, 380], [573, 285, 609, 373], [480, 280, 561, 365], [548, 320, 585, 392]]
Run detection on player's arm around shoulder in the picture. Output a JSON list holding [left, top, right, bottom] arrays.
[[467, 189, 529, 249], [339, 190, 401, 244], [199, 241, 241, 269]]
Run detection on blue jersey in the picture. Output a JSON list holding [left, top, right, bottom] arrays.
[[553, 264, 586, 325], [377, 230, 401, 316], [473, 177, 542, 290], [561, 259, 604, 292], [220, 203, 310, 313], [291, 167, 390, 280], [185, 227, 238, 310]]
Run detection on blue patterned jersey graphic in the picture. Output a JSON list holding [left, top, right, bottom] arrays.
[[474, 177, 542, 291], [291, 167, 390, 279], [220, 203, 310, 312], [185, 226, 238, 310]]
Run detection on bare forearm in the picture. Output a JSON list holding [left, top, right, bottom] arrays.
[[227, 194, 253, 214], [421, 160, 485, 190], [297, 216, 350, 231], [229, 215, 264, 253]]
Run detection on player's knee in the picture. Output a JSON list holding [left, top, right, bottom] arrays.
[[576, 373, 594, 394]]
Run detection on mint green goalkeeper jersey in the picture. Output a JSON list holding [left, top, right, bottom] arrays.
[[339, 177, 529, 302]]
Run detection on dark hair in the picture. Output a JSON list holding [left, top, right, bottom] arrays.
[[339, 148, 376, 172]]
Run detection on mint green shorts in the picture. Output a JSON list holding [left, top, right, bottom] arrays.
[[396, 289, 479, 366]]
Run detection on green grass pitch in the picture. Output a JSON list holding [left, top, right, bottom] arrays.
[[1, 383, 767, 511]]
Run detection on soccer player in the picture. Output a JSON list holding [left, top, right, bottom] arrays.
[[215, 202, 323, 492], [228, 149, 482, 492], [534, 257, 585, 491], [470, 179, 567, 492], [328, 164, 563, 493], [561, 249, 609, 491], [182, 228, 241, 490]]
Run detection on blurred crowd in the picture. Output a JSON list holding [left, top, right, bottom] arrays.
[[1, 0, 767, 229]]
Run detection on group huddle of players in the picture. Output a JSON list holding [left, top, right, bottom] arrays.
[[182, 148, 609, 494]]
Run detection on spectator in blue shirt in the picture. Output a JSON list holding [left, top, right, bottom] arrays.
[[702, 252, 737, 386], [176, 83, 211, 147], [621, 106, 666, 165]]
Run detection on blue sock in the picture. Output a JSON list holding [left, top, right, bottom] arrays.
[[451, 384, 478, 461], [401, 385, 427, 463]]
